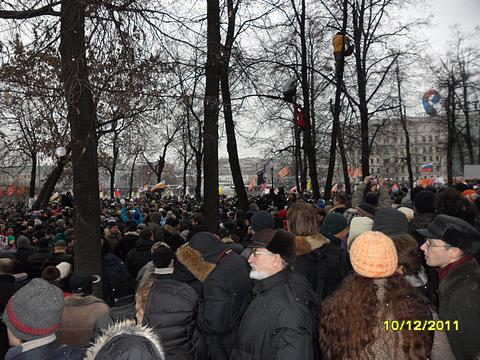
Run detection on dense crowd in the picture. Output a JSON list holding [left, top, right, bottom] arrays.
[[0, 177, 479, 360]]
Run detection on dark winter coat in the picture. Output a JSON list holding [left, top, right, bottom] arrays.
[[125, 238, 154, 278], [163, 225, 186, 252], [26, 247, 51, 278], [84, 320, 165, 360], [294, 234, 347, 301], [114, 231, 139, 261], [43, 252, 74, 268], [144, 274, 204, 359], [102, 252, 135, 306], [176, 233, 252, 360], [5, 337, 84, 360], [14, 237, 35, 266], [438, 258, 480, 360], [148, 212, 164, 243], [229, 268, 318, 360], [0, 275, 22, 358]]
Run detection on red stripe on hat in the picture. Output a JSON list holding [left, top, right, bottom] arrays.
[[6, 300, 60, 336]]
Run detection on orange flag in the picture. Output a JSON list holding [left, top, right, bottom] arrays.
[[278, 167, 289, 178]]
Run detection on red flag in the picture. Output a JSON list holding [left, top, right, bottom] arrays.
[[294, 105, 304, 128], [7, 185, 15, 196]]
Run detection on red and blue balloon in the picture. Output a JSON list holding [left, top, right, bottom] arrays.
[[422, 90, 441, 115]]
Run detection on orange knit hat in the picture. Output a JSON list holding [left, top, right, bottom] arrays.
[[350, 231, 398, 278]]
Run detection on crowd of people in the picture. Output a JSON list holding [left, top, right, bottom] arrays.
[[0, 176, 479, 360]]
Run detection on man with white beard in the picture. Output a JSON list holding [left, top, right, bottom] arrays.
[[229, 229, 319, 360]]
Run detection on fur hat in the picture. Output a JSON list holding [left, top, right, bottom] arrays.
[[350, 231, 398, 278], [2, 278, 64, 341], [249, 229, 296, 265], [372, 208, 408, 237]]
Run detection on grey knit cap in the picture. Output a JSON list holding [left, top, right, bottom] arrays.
[[2, 278, 64, 341]]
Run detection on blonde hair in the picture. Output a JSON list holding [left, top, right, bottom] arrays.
[[287, 202, 325, 236]]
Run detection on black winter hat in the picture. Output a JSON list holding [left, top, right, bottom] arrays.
[[249, 229, 296, 265], [417, 214, 480, 255], [413, 190, 436, 214], [372, 208, 408, 237], [250, 211, 274, 232]]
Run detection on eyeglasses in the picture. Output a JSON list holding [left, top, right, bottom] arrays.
[[251, 248, 272, 257], [425, 239, 451, 248]]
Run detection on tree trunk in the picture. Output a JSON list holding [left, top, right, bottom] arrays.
[[110, 145, 118, 199], [220, 1, 249, 212], [325, 0, 348, 201], [203, 0, 221, 232], [195, 151, 202, 200], [128, 153, 139, 199], [338, 123, 351, 195], [446, 77, 456, 186], [29, 152, 37, 199], [60, 0, 101, 289], [222, 70, 249, 211], [353, 0, 370, 178], [299, 0, 319, 199], [34, 159, 64, 209], [395, 65, 414, 190], [460, 64, 475, 164]]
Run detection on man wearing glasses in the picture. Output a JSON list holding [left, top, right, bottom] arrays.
[[229, 229, 318, 360], [418, 214, 480, 360]]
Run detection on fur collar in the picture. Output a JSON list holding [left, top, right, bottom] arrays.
[[176, 244, 216, 282], [84, 320, 164, 360], [295, 233, 329, 256]]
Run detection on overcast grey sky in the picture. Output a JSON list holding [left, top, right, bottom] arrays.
[[425, 0, 480, 52]]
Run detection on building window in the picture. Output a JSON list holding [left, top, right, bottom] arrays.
[[422, 136, 426, 142], [429, 135, 432, 142], [436, 156, 439, 161], [423, 156, 427, 162]]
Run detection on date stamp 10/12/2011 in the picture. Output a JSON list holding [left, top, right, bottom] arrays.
[[384, 320, 459, 331]]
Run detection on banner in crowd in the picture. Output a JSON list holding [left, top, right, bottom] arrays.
[[278, 167, 289, 178]]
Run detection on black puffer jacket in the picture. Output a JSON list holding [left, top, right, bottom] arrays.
[[114, 231, 139, 261], [125, 239, 153, 278], [144, 275, 204, 359], [294, 234, 347, 301], [176, 232, 252, 360], [26, 247, 51, 278], [229, 268, 318, 360]]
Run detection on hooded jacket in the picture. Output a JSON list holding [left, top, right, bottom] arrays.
[[176, 233, 251, 360], [85, 320, 165, 360], [229, 268, 318, 360], [144, 276, 203, 359], [294, 233, 347, 300], [148, 212, 164, 243]]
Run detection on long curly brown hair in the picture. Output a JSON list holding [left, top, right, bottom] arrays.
[[319, 273, 433, 359]]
